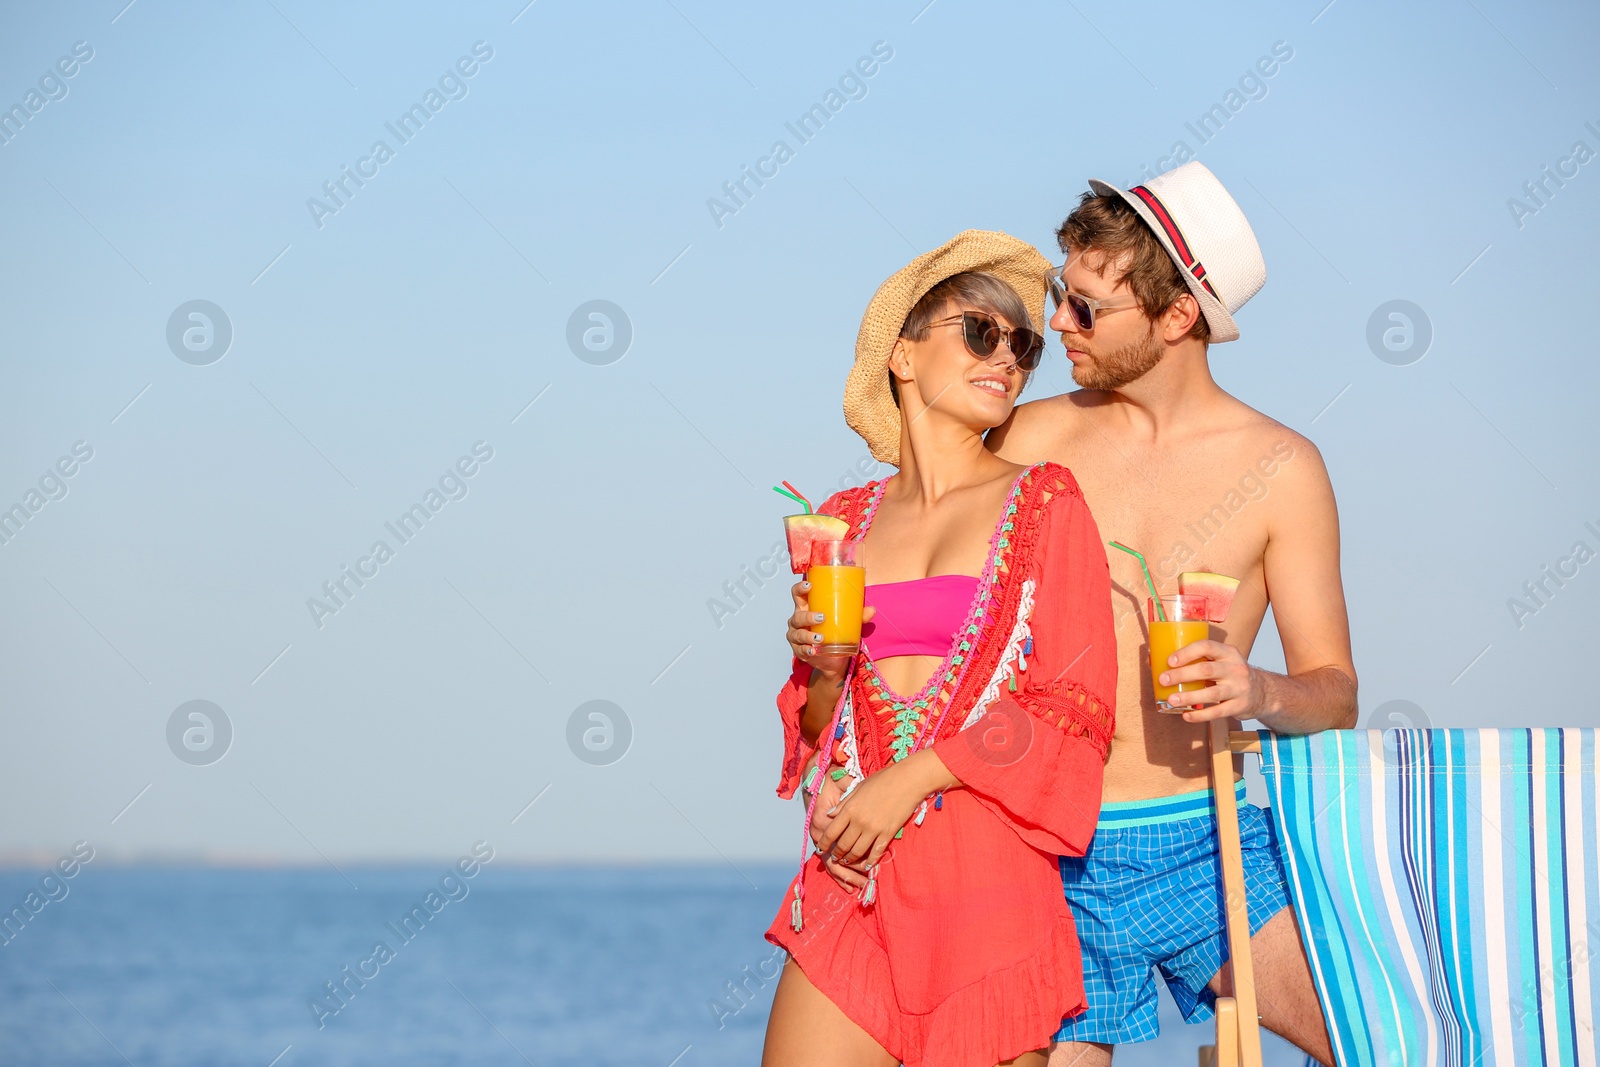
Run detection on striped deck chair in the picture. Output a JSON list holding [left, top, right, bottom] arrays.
[[1199, 723, 1600, 1067]]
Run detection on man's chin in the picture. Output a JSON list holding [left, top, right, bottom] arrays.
[[1071, 356, 1157, 391], [1071, 364, 1112, 390]]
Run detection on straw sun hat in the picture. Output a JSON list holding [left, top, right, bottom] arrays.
[[844, 229, 1053, 467]]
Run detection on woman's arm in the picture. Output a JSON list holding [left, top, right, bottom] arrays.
[[800, 668, 845, 746], [773, 491, 856, 799], [786, 577, 875, 745]]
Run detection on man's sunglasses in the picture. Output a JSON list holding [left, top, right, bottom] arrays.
[[925, 312, 1045, 372], [1046, 266, 1141, 331]]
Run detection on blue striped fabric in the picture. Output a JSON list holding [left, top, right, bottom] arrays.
[[1257, 729, 1599, 1067]]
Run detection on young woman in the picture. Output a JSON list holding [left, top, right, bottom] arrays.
[[760, 231, 1118, 1067]]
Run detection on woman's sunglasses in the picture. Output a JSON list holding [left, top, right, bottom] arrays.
[[1046, 266, 1141, 331], [925, 312, 1045, 372]]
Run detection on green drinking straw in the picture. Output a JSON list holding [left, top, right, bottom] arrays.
[[772, 486, 809, 512], [1108, 541, 1166, 621]]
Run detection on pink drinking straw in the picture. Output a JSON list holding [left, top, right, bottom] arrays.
[[781, 481, 813, 514]]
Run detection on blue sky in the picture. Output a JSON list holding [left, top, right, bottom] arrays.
[[0, 0, 1596, 866]]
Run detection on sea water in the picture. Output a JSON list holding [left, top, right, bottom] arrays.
[[0, 864, 1305, 1066]]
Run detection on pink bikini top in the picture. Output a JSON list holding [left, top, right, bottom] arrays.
[[861, 574, 979, 659]]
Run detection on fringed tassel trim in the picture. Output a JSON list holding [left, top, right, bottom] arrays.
[[959, 578, 1037, 731]]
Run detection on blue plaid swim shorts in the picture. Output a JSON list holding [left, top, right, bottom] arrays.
[[1053, 780, 1292, 1045]]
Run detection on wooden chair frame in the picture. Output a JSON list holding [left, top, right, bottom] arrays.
[[1197, 722, 1267, 1067]]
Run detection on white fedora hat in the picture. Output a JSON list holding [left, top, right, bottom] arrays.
[[1087, 161, 1265, 343]]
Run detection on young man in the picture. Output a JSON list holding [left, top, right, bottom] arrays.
[[986, 162, 1356, 1065], [787, 162, 1353, 1062]]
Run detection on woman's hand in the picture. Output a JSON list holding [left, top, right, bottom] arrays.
[[821, 852, 871, 890], [815, 751, 958, 868], [814, 767, 920, 868], [808, 769, 871, 890], [787, 579, 874, 682], [808, 765, 851, 843]]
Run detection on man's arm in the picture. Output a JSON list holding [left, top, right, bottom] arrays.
[[984, 398, 1049, 463], [1253, 435, 1359, 731], [1167, 435, 1358, 733]]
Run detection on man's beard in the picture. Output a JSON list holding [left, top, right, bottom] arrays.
[[1070, 323, 1163, 390]]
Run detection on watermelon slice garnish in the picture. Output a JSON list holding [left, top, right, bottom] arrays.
[[783, 514, 849, 574], [1179, 571, 1240, 623]]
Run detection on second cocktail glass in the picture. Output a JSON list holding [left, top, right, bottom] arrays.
[[808, 540, 865, 656], [1148, 594, 1211, 712]]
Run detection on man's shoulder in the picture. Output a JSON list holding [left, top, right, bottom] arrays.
[[1014, 388, 1109, 419], [1209, 402, 1336, 524], [1007, 391, 1076, 427], [1214, 395, 1327, 473], [990, 389, 1105, 458]]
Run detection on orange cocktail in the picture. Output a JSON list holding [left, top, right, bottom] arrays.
[[807, 539, 865, 655], [1148, 594, 1211, 712]]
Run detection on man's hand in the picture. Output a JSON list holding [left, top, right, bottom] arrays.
[[1159, 639, 1267, 723]]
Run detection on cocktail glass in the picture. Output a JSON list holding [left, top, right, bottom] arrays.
[[808, 540, 865, 656], [1148, 594, 1211, 712]]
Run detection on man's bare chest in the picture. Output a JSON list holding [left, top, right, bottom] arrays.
[[1048, 433, 1300, 605]]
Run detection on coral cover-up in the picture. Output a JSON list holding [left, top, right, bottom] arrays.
[[765, 462, 1117, 1067]]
